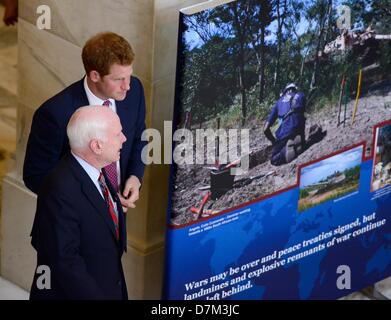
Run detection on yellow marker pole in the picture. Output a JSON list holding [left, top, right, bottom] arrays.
[[351, 69, 362, 124]]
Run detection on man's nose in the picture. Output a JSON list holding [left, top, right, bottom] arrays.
[[121, 132, 127, 143], [122, 79, 130, 91]]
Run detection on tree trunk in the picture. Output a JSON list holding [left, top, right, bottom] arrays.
[[273, 0, 286, 87], [310, 0, 332, 90], [273, 0, 281, 87], [232, 5, 247, 125], [238, 65, 247, 125], [259, 23, 266, 103], [257, 0, 272, 103]]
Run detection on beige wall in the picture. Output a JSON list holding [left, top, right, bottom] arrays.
[[1, 0, 206, 298]]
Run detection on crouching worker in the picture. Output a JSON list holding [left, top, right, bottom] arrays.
[[263, 83, 306, 166]]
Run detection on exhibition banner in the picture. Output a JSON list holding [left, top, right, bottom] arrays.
[[164, 0, 391, 300]]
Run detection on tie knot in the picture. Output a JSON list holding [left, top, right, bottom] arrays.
[[103, 100, 111, 107]]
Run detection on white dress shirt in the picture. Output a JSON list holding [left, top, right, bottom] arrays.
[[72, 151, 103, 198], [83, 76, 121, 188], [72, 152, 118, 212]]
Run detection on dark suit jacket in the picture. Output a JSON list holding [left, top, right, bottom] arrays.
[[23, 77, 146, 194], [30, 153, 128, 300]]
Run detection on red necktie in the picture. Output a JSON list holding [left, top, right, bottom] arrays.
[[102, 100, 119, 192], [98, 172, 119, 240]]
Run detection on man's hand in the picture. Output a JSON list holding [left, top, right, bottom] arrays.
[[263, 121, 276, 145], [119, 175, 141, 210]]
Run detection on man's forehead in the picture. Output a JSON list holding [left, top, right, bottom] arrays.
[[107, 63, 133, 76]]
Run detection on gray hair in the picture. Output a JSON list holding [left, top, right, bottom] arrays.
[[67, 106, 109, 150]]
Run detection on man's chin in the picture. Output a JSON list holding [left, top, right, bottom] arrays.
[[115, 93, 127, 101]]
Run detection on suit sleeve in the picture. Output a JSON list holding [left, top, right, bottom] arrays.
[[23, 107, 66, 194], [35, 191, 105, 299], [126, 79, 147, 182], [267, 102, 279, 126]]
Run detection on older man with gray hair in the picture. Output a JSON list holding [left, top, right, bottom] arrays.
[[29, 106, 129, 300]]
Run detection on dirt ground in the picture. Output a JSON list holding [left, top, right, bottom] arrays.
[[170, 79, 391, 226]]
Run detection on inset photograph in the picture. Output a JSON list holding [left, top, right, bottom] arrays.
[[298, 146, 363, 212], [169, 0, 391, 226], [372, 123, 391, 191]]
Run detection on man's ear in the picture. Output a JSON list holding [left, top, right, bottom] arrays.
[[90, 139, 102, 155], [89, 70, 101, 83]]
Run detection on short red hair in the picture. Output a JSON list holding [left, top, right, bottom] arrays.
[[82, 32, 135, 76]]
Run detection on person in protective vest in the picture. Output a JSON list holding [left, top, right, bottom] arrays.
[[263, 83, 306, 166]]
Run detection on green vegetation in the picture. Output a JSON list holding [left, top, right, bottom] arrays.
[[298, 164, 361, 211], [299, 188, 309, 199], [344, 165, 361, 181], [299, 181, 360, 211]]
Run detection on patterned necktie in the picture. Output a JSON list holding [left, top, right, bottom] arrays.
[[98, 172, 119, 240], [102, 100, 119, 192]]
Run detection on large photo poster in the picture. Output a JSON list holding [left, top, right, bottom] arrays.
[[164, 0, 391, 299]]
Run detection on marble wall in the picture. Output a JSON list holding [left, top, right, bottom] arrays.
[[1, 0, 208, 299]]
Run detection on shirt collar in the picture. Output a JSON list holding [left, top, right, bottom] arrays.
[[83, 76, 115, 106]]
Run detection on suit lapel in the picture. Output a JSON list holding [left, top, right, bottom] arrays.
[[67, 154, 118, 242]]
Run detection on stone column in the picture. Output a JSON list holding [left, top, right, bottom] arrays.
[[1, 0, 205, 298]]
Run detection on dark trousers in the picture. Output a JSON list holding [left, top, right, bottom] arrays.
[[271, 132, 305, 166], [271, 137, 290, 166]]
